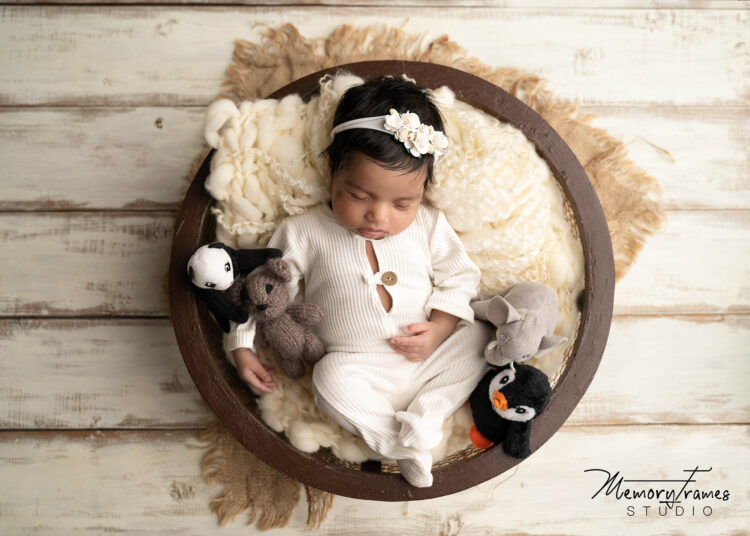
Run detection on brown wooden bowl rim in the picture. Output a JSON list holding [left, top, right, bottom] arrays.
[[169, 60, 615, 501]]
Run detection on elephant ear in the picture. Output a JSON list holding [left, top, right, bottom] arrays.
[[534, 334, 568, 357], [486, 295, 522, 326], [471, 299, 491, 321]]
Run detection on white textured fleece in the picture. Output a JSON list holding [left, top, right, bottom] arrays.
[[226, 202, 481, 353]]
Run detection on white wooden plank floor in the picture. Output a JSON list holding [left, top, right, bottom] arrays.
[[0, 3, 748, 535]]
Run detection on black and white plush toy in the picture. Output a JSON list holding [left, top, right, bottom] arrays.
[[469, 363, 552, 459], [187, 243, 282, 333]]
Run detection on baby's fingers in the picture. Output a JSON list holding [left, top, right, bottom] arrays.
[[242, 364, 276, 393], [390, 336, 417, 347], [251, 361, 273, 382], [390, 331, 429, 347], [403, 322, 431, 335], [249, 372, 277, 393], [393, 347, 425, 362], [390, 342, 427, 362]]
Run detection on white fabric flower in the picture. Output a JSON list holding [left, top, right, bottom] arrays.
[[384, 109, 403, 131], [396, 127, 410, 142], [413, 131, 432, 155], [401, 112, 421, 130], [432, 131, 449, 156], [379, 109, 449, 159], [402, 137, 417, 157]]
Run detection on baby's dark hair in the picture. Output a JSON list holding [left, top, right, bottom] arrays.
[[326, 76, 445, 187]]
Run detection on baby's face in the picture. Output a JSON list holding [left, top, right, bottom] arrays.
[[330, 152, 425, 240]]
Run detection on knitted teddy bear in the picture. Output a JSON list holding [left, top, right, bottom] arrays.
[[227, 257, 326, 379], [471, 282, 568, 367]]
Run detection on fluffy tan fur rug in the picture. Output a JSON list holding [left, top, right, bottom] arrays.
[[192, 23, 665, 530]]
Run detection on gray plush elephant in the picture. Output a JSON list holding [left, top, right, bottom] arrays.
[[471, 282, 568, 366]]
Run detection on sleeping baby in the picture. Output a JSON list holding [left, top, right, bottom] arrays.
[[227, 76, 491, 488]]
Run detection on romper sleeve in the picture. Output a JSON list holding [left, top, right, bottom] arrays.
[[424, 208, 481, 324], [224, 317, 258, 356], [267, 217, 307, 304], [224, 216, 308, 353]]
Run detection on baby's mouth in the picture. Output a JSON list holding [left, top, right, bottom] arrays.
[[358, 228, 387, 239]]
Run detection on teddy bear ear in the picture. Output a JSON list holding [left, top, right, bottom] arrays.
[[265, 257, 292, 282], [487, 295, 522, 326]]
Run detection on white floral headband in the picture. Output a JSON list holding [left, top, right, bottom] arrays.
[[330, 109, 448, 161]]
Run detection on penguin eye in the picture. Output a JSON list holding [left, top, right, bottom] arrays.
[[205, 282, 216, 288], [265, 284, 273, 294], [509, 406, 536, 422], [224, 262, 231, 272], [488, 369, 516, 400]]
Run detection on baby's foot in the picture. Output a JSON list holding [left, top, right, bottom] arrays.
[[396, 411, 442, 452], [397, 450, 433, 488]]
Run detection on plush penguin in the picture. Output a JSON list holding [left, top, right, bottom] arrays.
[[469, 363, 552, 459], [187, 243, 282, 333]]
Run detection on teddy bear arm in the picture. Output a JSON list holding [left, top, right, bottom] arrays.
[[286, 303, 324, 326], [254, 326, 268, 349]]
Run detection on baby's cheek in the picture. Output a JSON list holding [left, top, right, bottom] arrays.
[[331, 197, 360, 228], [392, 208, 420, 234]]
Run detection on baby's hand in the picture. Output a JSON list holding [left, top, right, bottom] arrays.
[[389, 322, 451, 362], [233, 347, 276, 393]]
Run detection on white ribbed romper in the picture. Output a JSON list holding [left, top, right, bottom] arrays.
[[227, 203, 491, 474]]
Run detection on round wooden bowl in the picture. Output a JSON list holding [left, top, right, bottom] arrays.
[[169, 60, 615, 501]]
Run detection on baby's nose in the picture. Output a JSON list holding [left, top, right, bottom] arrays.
[[366, 202, 388, 223]]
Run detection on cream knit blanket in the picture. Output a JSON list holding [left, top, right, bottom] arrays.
[[203, 73, 583, 463]]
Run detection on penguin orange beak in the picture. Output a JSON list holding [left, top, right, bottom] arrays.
[[492, 391, 508, 411]]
